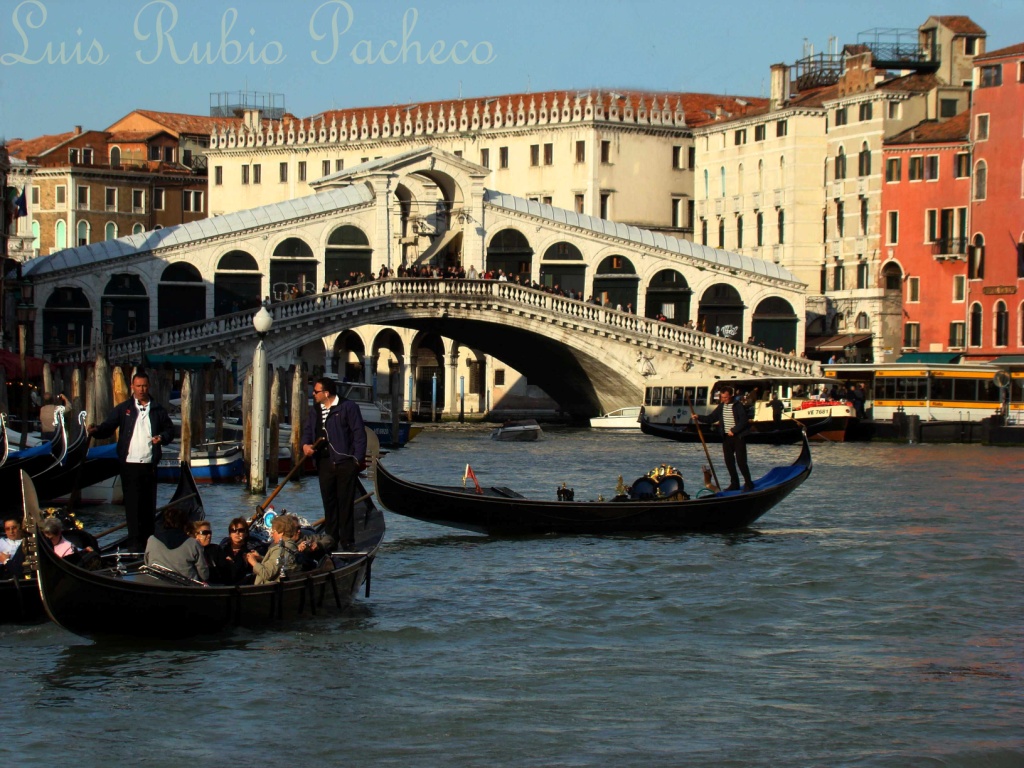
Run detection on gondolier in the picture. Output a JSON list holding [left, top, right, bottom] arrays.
[[302, 378, 367, 551], [88, 371, 174, 550], [693, 386, 755, 492]]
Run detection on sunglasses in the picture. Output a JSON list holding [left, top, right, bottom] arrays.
[[230, 527, 247, 533], [312, 389, 324, 394], [196, 530, 212, 537]]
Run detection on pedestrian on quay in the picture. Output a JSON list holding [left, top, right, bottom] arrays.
[[693, 386, 754, 492], [301, 378, 367, 552], [88, 371, 174, 551]]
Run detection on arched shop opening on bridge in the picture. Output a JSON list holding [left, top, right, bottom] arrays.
[[104, 273, 149, 340], [593, 255, 639, 310], [43, 286, 92, 355], [697, 283, 744, 340], [541, 241, 585, 295], [326, 225, 373, 286], [214, 250, 262, 316], [271, 237, 317, 300], [486, 229, 532, 283], [750, 297, 798, 352], [159, 262, 205, 328], [644, 269, 692, 325]]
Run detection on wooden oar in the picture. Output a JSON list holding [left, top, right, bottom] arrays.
[[687, 397, 721, 491], [249, 437, 324, 524], [94, 492, 200, 539]]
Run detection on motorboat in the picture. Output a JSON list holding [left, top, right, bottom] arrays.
[[490, 419, 542, 441], [589, 406, 642, 430]]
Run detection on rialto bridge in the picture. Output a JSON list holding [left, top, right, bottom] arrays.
[[23, 147, 816, 418]]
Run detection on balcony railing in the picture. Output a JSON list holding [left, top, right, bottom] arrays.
[[932, 237, 968, 257]]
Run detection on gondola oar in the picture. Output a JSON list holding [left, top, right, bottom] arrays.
[[94, 492, 200, 539], [249, 437, 324, 524], [687, 397, 721, 491]]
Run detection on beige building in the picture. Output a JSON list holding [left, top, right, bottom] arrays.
[[692, 15, 985, 362], [204, 89, 767, 241]]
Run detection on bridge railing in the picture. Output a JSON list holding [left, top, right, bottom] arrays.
[[53, 278, 819, 376]]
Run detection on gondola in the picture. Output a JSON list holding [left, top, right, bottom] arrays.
[[34, 476, 385, 639], [30, 411, 111, 503], [639, 415, 822, 445], [0, 461, 203, 624], [374, 435, 812, 535], [0, 408, 68, 515]]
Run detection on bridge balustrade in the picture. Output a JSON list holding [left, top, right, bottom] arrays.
[[54, 278, 818, 377]]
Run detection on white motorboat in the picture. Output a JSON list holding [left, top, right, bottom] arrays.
[[490, 419, 542, 441], [589, 406, 642, 430]]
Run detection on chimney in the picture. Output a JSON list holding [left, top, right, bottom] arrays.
[[74, 125, 82, 135], [769, 63, 790, 111]]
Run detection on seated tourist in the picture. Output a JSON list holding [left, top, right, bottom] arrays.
[[40, 517, 77, 558], [190, 521, 224, 584], [219, 517, 257, 585], [145, 507, 209, 583], [1, 518, 25, 577], [246, 514, 300, 585]]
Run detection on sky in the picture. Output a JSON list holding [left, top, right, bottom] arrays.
[[2, 0, 1023, 141]]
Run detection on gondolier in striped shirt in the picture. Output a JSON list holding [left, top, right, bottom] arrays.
[[693, 386, 755, 492], [301, 378, 367, 551]]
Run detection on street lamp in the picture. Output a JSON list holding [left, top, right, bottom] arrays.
[[249, 306, 273, 493], [16, 279, 37, 449]]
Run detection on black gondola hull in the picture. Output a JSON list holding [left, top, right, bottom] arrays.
[[36, 481, 385, 638], [374, 439, 812, 535], [639, 416, 821, 445]]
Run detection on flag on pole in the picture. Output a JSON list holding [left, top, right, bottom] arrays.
[[463, 463, 483, 494]]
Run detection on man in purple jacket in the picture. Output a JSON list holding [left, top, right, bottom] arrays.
[[301, 378, 367, 551]]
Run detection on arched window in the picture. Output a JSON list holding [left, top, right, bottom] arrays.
[[969, 234, 985, 279], [31, 221, 40, 250], [718, 218, 725, 248], [856, 312, 870, 330], [703, 169, 709, 199], [720, 166, 726, 197], [55, 220, 66, 251], [736, 215, 744, 249], [756, 212, 764, 247], [105, 222, 117, 241], [974, 160, 987, 200], [132, 223, 144, 235], [969, 302, 983, 347], [110, 146, 121, 166], [76, 220, 89, 246], [994, 301, 1009, 346], [777, 209, 785, 244], [835, 147, 846, 180], [858, 142, 872, 177]]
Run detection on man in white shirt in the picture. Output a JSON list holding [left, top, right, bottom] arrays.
[[89, 372, 175, 550]]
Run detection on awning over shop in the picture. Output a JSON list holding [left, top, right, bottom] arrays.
[[808, 333, 872, 351], [144, 354, 215, 370], [895, 352, 963, 364], [0, 349, 45, 380], [988, 355, 1024, 365]]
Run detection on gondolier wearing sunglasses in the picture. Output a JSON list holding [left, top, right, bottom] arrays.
[[692, 386, 755, 492], [301, 378, 367, 551]]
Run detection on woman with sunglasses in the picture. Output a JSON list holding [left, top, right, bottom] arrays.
[[191, 521, 224, 584], [144, 506, 209, 583], [218, 517, 256, 584]]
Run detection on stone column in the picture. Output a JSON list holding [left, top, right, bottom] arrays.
[[363, 354, 375, 387]]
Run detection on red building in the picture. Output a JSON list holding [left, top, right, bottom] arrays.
[[881, 113, 972, 356], [967, 42, 1024, 358]]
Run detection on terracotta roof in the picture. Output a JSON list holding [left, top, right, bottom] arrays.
[[6, 131, 79, 161], [877, 72, 940, 93], [303, 88, 767, 133], [112, 110, 250, 137], [929, 16, 986, 36], [885, 111, 970, 145], [975, 42, 1024, 62]]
